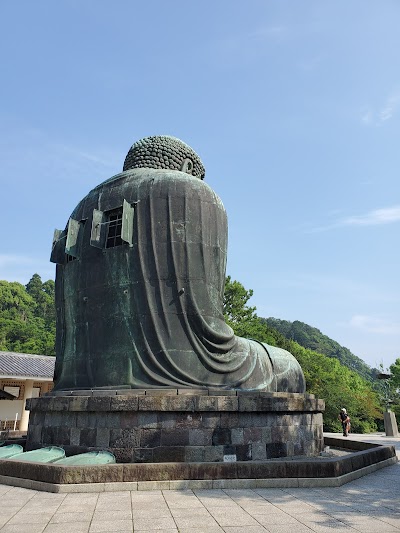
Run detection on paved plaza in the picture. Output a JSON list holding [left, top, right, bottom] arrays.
[[0, 433, 399, 533]]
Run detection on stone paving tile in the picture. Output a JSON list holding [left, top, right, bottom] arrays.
[[295, 512, 345, 525], [29, 493, 66, 501], [95, 502, 133, 512], [260, 526, 324, 533], [301, 527, 359, 533], [272, 503, 318, 514], [89, 520, 133, 532], [223, 489, 267, 502], [62, 494, 99, 506], [131, 500, 170, 510], [17, 503, 60, 515], [251, 514, 302, 526], [131, 491, 164, 500], [0, 497, 35, 507], [378, 517, 400, 528], [132, 531, 177, 533], [237, 505, 291, 516], [169, 508, 212, 518], [175, 528, 223, 533], [173, 515, 220, 529], [87, 531, 133, 533], [222, 527, 268, 533], [56, 504, 96, 514], [133, 530, 177, 533], [6, 513, 54, 525], [349, 523, 400, 532], [97, 493, 132, 505], [306, 503, 358, 513], [50, 511, 94, 523], [132, 517, 177, 530], [165, 498, 206, 508], [43, 522, 90, 533], [192, 497, 241, 508], [131, 508, 172, 519], [92, 510, 132, 521], [194, 490, 227, 497], [163, 490, 194, 498], [207, 509, 260, 527], [0, 525, 47, 533], [0, 508, 25, 519]]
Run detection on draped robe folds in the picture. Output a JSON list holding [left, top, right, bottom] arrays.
[[53, 168, 305, 392]]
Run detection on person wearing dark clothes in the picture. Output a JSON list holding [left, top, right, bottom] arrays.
[[339, 407, 350, 436]]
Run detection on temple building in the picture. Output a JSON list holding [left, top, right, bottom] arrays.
[[0, 351, 54, 432]]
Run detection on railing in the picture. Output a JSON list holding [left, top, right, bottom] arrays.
[[0, 420, 20, 431]]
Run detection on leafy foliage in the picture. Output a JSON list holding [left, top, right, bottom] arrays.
[[223, 278, 382, 433], [388, 359, 400, 422], [0, 275, 55, 355], [223, 276, 275, 342], [263, 317, 376, 381]]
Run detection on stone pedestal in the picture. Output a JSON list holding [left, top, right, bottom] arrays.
[[384, 411, 399, 437], [26, 390, 325, 463]]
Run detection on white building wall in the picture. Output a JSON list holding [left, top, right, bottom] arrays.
[[0, 400, 23, 428]]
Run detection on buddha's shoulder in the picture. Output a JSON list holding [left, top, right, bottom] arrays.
[[93, 168, 220, 198]]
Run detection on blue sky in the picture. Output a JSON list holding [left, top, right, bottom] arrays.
[[1, 1, 399, 369]]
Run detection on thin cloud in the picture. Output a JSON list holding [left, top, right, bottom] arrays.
[[361, 110, 372, 125], [0, 124, 121, 183], [307, 205, 400, 232], [350, 315, 400, 335], [342, 205, 400, 226], [361, 90, 400, 125], [379, 92, 400, 121]]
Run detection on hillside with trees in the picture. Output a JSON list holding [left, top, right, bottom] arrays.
[[224, 277, 382, 433], [263, 317, 377, 382]]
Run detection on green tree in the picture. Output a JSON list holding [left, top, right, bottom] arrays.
[[26, 274, 56, 327], [390, 358, 400, 390], [223, 276, 382, 433], [223, 276, 276, 342], [0, 276, 55, 356]]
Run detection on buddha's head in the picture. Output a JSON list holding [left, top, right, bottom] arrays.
[[123, 135, 205, 180]]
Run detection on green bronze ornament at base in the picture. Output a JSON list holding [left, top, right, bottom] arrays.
[[50, 136, 305, 393]]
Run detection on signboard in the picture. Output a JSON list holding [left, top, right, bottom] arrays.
[[223, 454, 237, 463]]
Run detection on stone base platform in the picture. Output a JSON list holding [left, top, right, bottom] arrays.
[[0, 438, 397, 492], [26, 391, 325, 463]]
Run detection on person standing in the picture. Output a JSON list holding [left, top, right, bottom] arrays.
[[339, 408, 350, 436]]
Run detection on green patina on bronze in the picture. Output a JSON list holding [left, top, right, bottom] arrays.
[[51, 135, 305, 392]]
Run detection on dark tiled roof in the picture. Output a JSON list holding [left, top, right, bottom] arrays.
[[0, 351, 55, 379]]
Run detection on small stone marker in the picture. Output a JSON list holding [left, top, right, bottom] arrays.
[[223, 454, 237, 462]]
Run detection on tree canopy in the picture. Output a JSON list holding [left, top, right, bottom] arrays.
[[0, 275, 55, 355], [223, 277, 383, 433]]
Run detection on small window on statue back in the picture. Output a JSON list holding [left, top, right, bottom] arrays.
[[106, 209, 123, 248]]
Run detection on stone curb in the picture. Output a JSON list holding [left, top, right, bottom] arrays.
[[0, 456, 396, 493], [0, 439, 396, 492]]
